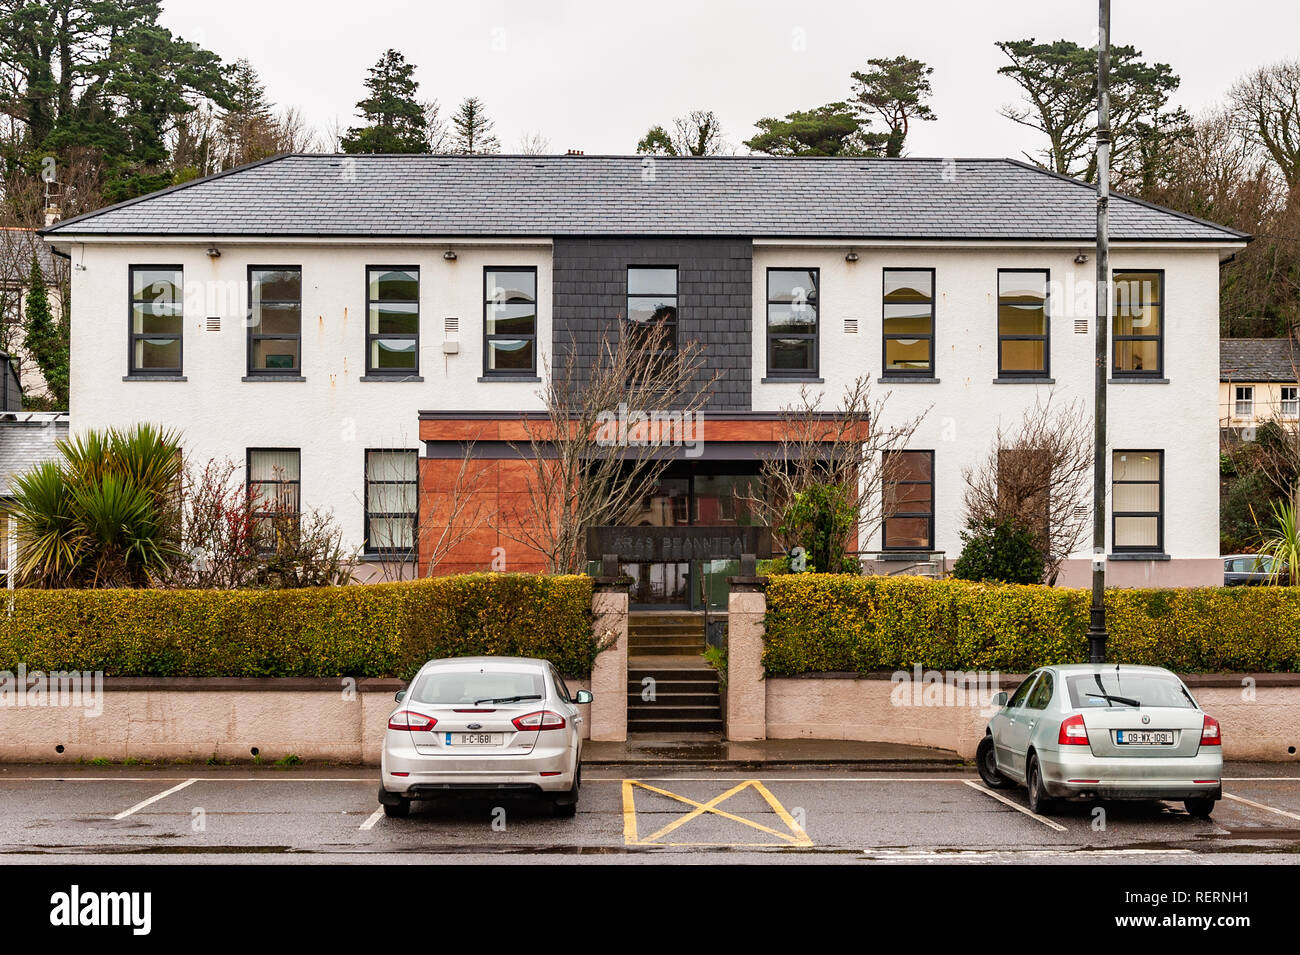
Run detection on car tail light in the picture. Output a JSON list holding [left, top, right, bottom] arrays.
[[1058, 713, 1089, 745], [1200, 715, 1222, 746], [512, 710, 567, 731], [388, 710, 437, 732]]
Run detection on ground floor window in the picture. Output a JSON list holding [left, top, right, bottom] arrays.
[[882, 450, 934, 550], [248, 448, 301, 546], [365, 449, 418, 557], [1112, 450, 1162, 553]]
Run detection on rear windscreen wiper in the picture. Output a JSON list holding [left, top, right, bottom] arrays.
[[473, 694, 542, 705], [1091, 675, 1140, 708]]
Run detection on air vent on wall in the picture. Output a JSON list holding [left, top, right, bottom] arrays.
[[844, 318, 859, 335], [206, 316, 221, 332], [1074, 318, 1088, 334], [444, 316, 459, 336]]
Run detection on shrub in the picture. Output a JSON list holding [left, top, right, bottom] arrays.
[[0, 574, 596, 678], [951, 518, 1046, 584], [763, 574, 1300, 675]]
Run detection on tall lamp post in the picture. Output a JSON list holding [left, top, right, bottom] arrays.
[[1089, 0, 1111, 664]]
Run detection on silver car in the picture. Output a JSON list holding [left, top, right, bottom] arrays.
[[379, 657, 591, 818], [977, 664, 1222, 817]]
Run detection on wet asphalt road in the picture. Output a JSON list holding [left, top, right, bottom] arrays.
[[1, 762, 1298, 864]]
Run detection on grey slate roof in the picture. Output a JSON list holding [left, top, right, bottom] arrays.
[[1221, 338, 1299, 382], [41, 154, 1248, 242], [1, 227, 60, 286], [0, 414, 68, 496]]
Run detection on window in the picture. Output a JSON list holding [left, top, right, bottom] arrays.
[[129, 266, 183, 374], [1113, 271, 1163, 377], [882, 269, 934, 376], [1025, 671, 1054, 710], [364, 449, 417, 557], [1112, 450, 1162, 553], [882, 450, 934, 550], [248, 449, 301, 546], [997, 269, 1049, 377], [366, 267, 419, 375], [248, 267, 302, 374], [483, 267, 538, 376], [1234, 386, 1254, 418], [1006, 673, 1039, 710], [1282, 386, 1298, 418], [625, 267, 677, 357], [766, 268, 819, 377]]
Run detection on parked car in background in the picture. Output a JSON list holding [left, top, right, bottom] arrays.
[[379, 657, 591, 819], [1223, 553, 1286, 586], [977, 664, 1222, 818]]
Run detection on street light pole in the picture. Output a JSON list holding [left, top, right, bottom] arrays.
[[1089, 0, 1111, 664]]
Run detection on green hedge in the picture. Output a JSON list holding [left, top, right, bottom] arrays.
[[764, 574, 1300, 674], [0, 574, 596, 678]]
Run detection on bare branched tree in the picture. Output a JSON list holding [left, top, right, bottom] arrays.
[[747, 376, 930, 561], [492, 321, 717, 574], [959, 394, 1093, 584]]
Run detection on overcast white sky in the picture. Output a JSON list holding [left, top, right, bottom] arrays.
[[161, 0, 1300, 158]]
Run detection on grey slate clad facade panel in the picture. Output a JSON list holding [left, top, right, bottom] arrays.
[[552, 237, 753, 410], [42, 155, 1248, 243]]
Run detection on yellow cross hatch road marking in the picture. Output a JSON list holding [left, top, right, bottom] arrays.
[[621, 778, 814, 847]]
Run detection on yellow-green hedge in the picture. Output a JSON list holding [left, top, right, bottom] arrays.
[[0, 574, 595, 678], [764, 575, 1300, 674]]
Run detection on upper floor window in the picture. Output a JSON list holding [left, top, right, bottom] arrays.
[[248, 267, 302, 375], [766, 268, 819, 377], [1112, 450, 1163, 553], [1234, 385, 1254, 418], [1113, 270, 1163, 378], [364, 449, 418, 557], [882, 450, 934, 550], [248, 448, 300, 547], [626, 266, 677, 358], [367, 267, 419, 376], [129, 266, 183, 375], [1282, 386, 1299, 418], [882, 269, 934, 377], [997, 269, 1049, 377], [483, 267, 538, 376]]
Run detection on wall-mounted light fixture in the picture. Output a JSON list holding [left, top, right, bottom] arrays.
[[1074, 253, 1089, 264], [443, 248, 457, 261], [845, 249, 859, 263], [206, 246, 221, 258]]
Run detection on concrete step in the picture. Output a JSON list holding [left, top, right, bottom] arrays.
[[627, 692, 721, 707], [627, 644, 707, 656], [627, 668, 719, 683], [628, 705, 722, 721], [628, 623, 709, 635], [628, 717, 724, 733], [627, 632, 707, 645], [626, 686, 721, 699]]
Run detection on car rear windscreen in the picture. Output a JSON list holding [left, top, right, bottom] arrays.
[[1065, 672, 1195, 709], [410, 669, 545, 705]]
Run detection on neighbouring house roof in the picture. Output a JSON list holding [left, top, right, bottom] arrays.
[[0, 412, 67, 496], [1220, 338, 1299, 383], [40, 154, 1250, 243], [0, 227, 60, 286]]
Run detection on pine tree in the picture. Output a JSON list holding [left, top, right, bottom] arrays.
[[450, 97, 500, 154], [22, 256, 68, 409], [340, 50, 428, 154]]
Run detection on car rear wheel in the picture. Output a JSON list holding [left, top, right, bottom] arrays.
[[976, 735, 1014, 790], [383, 799, 410, 818], [1026, 754, 1056, 815], [1184, 797, 1216, 819], [552, 767, 580, 818]]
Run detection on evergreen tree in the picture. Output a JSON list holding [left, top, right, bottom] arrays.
[[450, 97, 500, 154], [22, 255, 68, 409], [745, 103, 885, 157], [849, 56, 937, 157], [340, 50, 428, 154]]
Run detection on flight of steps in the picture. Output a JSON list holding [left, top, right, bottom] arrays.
[[626, 612, 723, 735]]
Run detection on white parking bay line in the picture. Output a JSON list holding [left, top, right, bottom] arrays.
[[963, 780, 1068, 832], [112, 778, 198, 820], [1223, 792, 1300, 822], [359, 807, 386, 831]]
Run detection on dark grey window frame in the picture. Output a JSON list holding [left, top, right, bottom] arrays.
[[625, 265, 679, 358], [363, 448, 419, 559], [1111, 449, 1164, 554], [482, 265, 539, 378], [247, 265, 303, 377], [1112, 269, 1164, 379], [365, 265, 419, 377], [996, 268, 1051, 378], [246, 447, 301, 550], [765, 266, 820, 378], [882, 267, 936, 378], [128, 264, 184, 376], [882, 449, 935, 551]]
